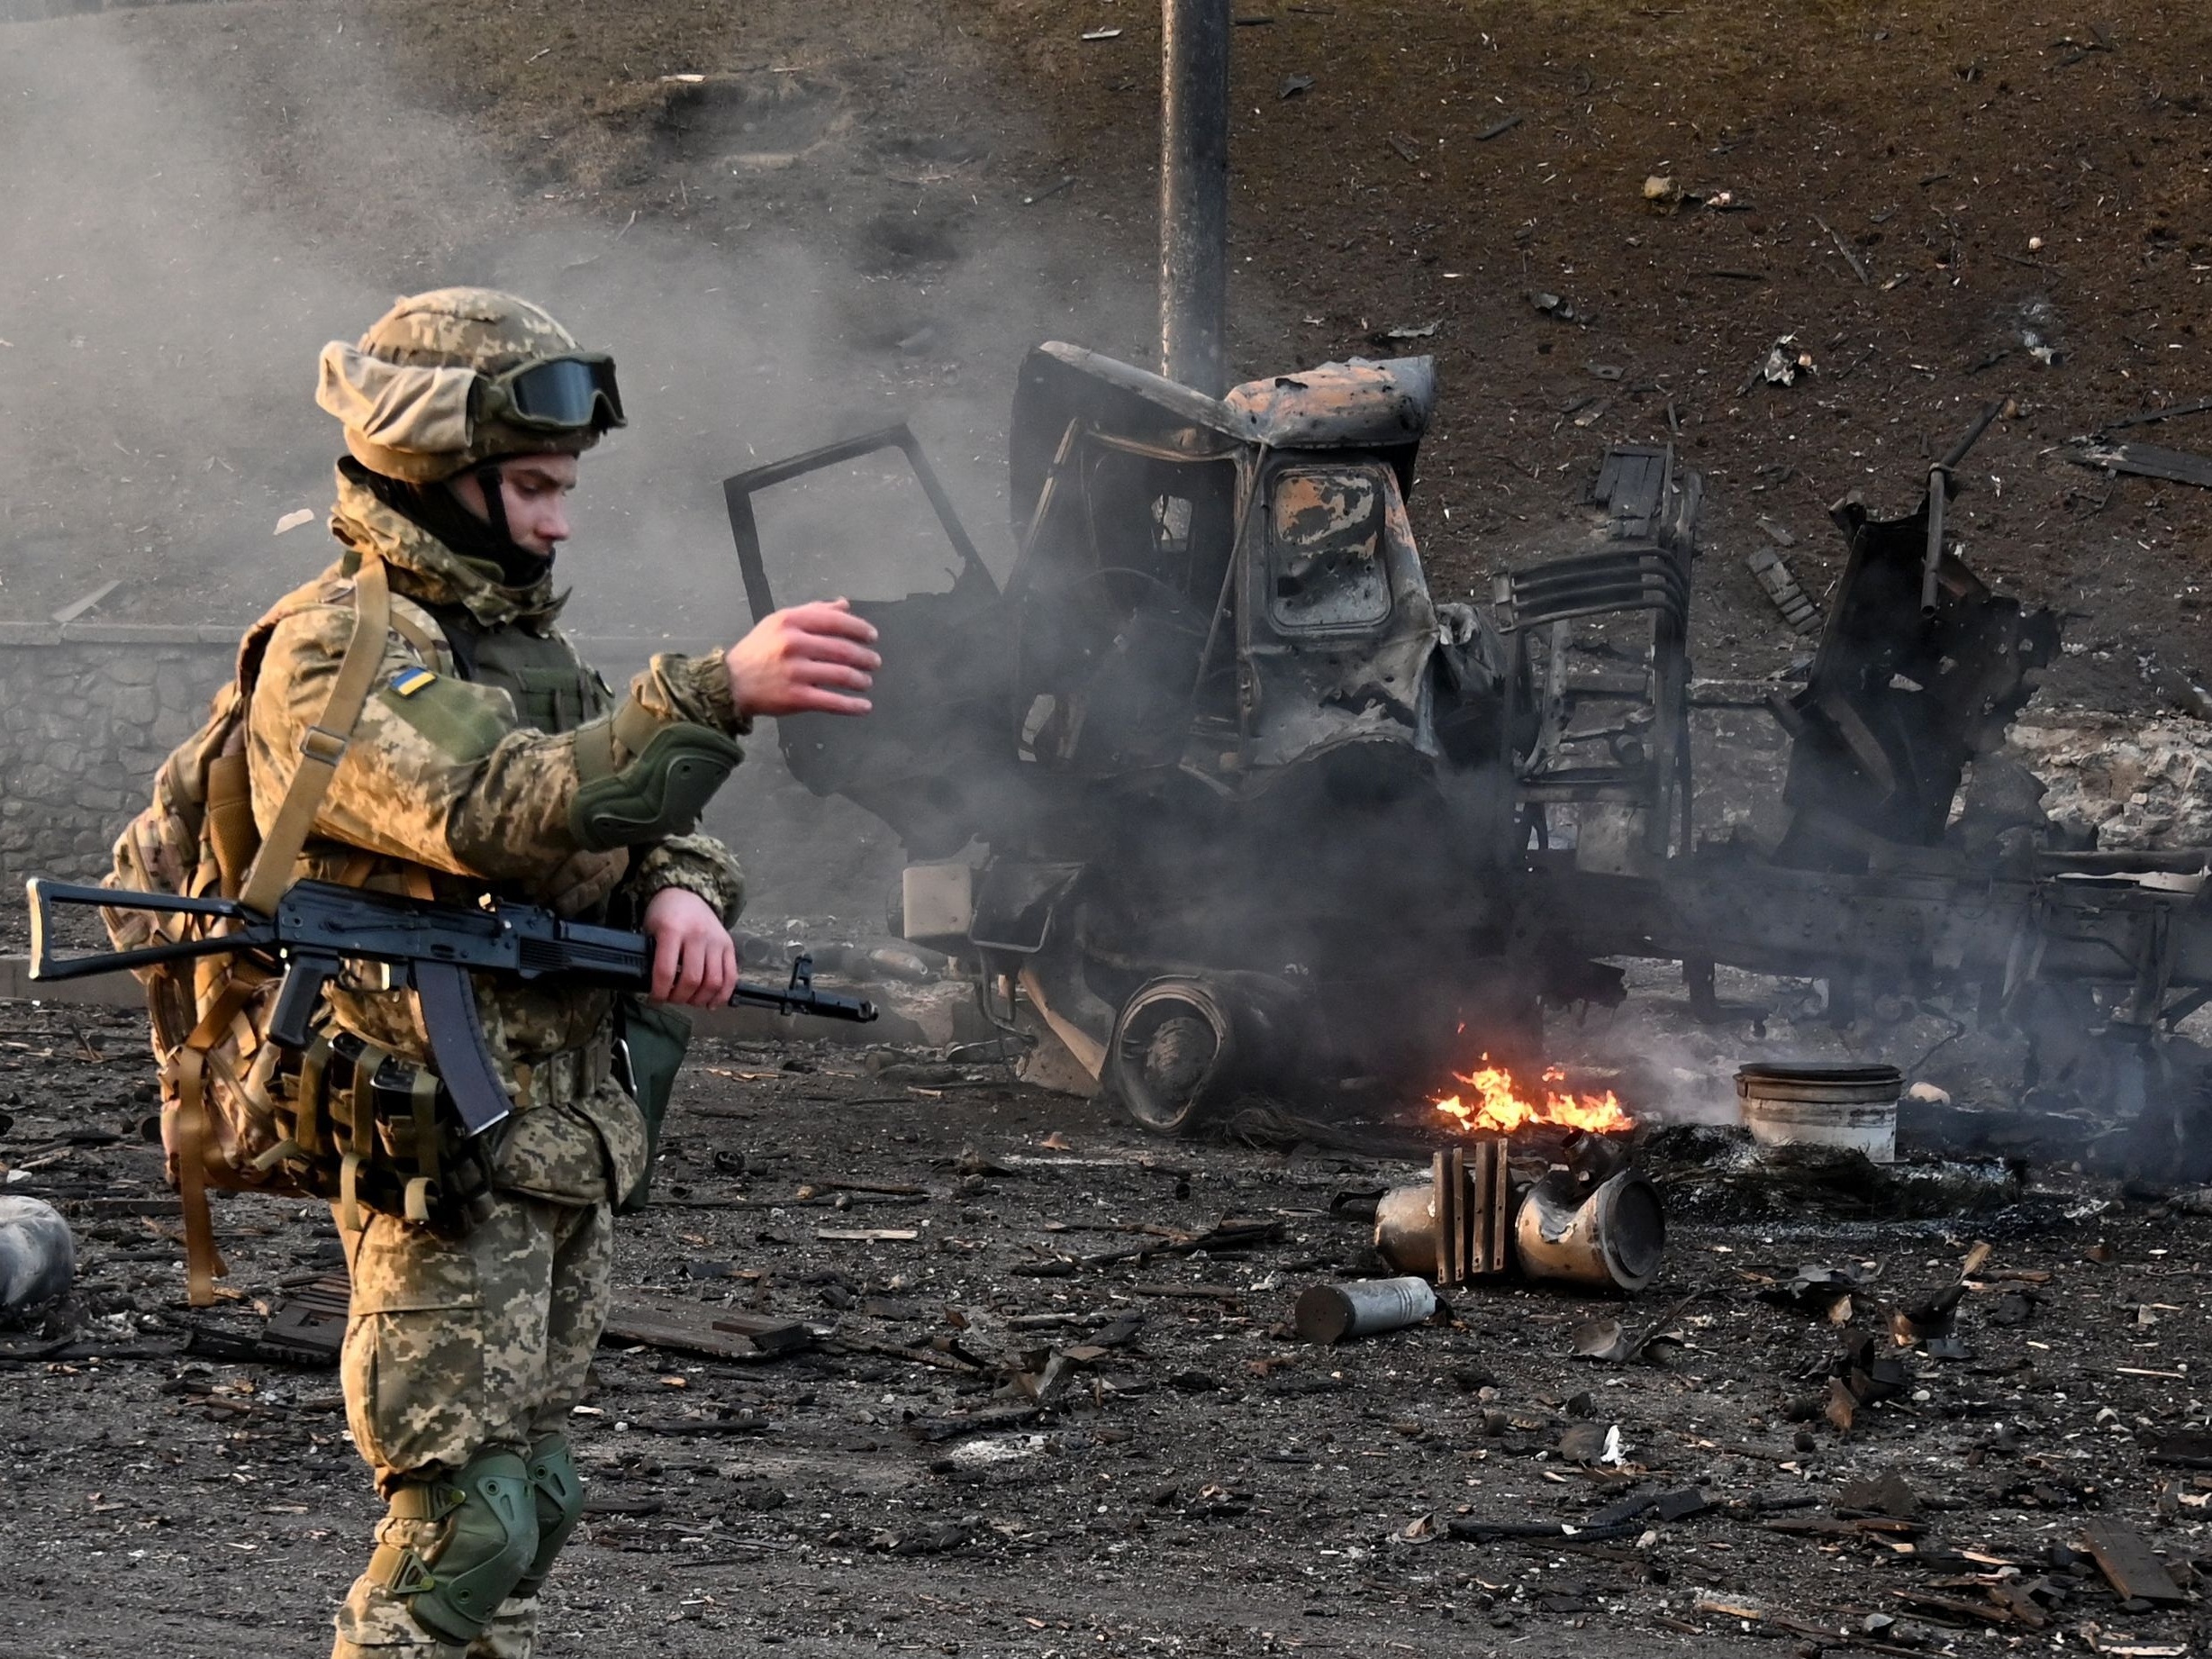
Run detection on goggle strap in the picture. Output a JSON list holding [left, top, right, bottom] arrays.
[[473, 463, 511, 542]]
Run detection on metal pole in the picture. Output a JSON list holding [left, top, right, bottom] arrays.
[[1160, 0, 1230, 396]]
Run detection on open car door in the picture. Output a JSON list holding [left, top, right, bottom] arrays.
[[722, 425, 1022, 859]]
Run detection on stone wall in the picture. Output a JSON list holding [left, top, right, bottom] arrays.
[[0, 623, 234, 877]]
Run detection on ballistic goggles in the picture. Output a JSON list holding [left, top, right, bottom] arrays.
[[477, 354, 627, 434]]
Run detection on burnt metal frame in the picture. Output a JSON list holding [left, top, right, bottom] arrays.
[[1493, 446, 1697, 859], [1005, 416, 1251, 753], [721, 422, 997, 624]]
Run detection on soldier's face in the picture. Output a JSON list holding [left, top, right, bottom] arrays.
[[452, 453, 578, 558]]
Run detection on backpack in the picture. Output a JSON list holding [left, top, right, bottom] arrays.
[[102, 556, 394, 1306]]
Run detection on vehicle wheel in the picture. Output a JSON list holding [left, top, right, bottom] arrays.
[[1105, 978, 1239, 1136]]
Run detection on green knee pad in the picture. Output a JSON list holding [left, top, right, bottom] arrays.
[[371, 1448, 539, 1645], [513, 1434, 586, 1598]]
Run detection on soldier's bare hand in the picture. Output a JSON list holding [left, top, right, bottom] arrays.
[[643, 886, 738, 1008], [723, 598, 880, 719]]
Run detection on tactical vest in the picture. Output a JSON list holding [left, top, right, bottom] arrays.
[[430, 610, 688, 1218], [285, 609, 627, 1237], [429, 606, 614, 740]]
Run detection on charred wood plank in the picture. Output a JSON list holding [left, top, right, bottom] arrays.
[[2080, 1522, 2188, 1605], [2066, 439, 2212, 489]]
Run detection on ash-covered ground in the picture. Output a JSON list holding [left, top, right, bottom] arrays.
[[8, 988, 2212, 1659]]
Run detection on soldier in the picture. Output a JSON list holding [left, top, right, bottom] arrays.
[[259, 286, 878, 1656]]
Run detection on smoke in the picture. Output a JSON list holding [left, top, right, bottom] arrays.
[[0, 3, 1152, 913]]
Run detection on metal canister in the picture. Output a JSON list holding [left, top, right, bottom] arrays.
[[1293, 1275, 1438, 1344], [1372, 1182, 1439, 1279], [1512, 1166, 1666, 1292]]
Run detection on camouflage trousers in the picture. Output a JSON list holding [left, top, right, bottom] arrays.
[[331, 1190, 612, 1658]]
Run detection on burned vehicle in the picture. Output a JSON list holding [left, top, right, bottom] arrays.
[[731, 355, 2212, 1165], [728, 343, 1710, 1128], [732, 346, 1551, 1120]]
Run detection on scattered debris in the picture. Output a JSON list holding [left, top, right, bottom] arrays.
[[1529, 289, 1585, 322], [2138, 1428, 2212, 1468], [1447, 1516, 1643, 1543], [2079, 1523, 2188, 1606], [1079, 27, 1122, 41], [1759, 1262, 1874, 1324], [185, 1273, 349, 1366], [1837, 1466, 1921, 1519], [602, 1299, 816, 1362], [1474, 113, 1523, 140], [2064, 439, 2212, 490], [1739, 334, 1814, 394], [1746, 546, 1825, 636], [1801, 1331, 1913, 1433], [273, 507, 317, 535], [49, 578, 121, 626], [1570, 1292, 1696, 1366], [1814, 214, 1871, 286], [2098, 395, 2212, 434], [1278, 72, 1313, 98]]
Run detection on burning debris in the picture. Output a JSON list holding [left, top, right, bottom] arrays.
[[1434, 1056, 1634, 1137]]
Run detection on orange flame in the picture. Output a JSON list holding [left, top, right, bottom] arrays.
[[1434, 1056, 1633, 1136]]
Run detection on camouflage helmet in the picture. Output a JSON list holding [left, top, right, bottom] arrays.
[[316, 286, 624, 483]]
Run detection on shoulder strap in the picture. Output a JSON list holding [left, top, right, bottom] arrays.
[[171, 555, 394, 1308], [238, 554, 392, 916], [416, 599, 482, 680]]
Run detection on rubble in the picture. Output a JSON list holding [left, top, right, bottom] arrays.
[[1745, 544, 1824, 637], [2011, 714, 2212, 850], [602, 1299, 818, 1361], [2065, 437, 2212, 491], [6, 990, 2212, 1652]]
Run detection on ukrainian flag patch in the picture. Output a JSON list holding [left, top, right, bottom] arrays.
[[391, 666, 438, 697]]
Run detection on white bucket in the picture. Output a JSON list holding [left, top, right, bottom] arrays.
[[1734, 1063, 1901, 1163]]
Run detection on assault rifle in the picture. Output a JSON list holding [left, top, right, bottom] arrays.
[[27, 877, 877, 1138]]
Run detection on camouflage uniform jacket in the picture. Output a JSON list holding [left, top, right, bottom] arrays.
[[244, 464, 748, 1205]]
